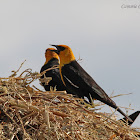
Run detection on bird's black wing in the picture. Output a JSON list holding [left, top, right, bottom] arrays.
[[62, 60, 109, 100], [40, 58, 65, 91]]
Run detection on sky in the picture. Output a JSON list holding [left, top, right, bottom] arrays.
[[0, 1, 140, 127]]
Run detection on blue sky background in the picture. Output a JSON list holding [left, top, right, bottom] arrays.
[[0, 1, 140, 127]]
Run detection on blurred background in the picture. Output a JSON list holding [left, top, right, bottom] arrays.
[[0, 1, 139, 127]]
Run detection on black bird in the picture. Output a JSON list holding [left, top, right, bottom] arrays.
[[50, 44, 133, 122], [40, 48, 65, 91]]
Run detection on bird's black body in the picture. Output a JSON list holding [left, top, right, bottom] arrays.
[[40, 58, 65, 91], [62, 60, 112, 102], [61, 60, 132, 121], [62, 60, 117, 104]]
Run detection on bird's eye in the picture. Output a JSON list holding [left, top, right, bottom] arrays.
[[59, 46, 65, 51]]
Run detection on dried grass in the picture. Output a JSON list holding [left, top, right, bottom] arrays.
[[0, 63, 139, 140]]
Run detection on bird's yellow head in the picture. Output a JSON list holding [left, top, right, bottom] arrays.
[[50, 45, 75, 67], [44, 48, 59, 65]]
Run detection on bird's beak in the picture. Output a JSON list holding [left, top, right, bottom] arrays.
[[50, 44, 60, 54]]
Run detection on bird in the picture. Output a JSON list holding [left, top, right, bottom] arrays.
[[50, 44, 133, 122], [40, 48, 66, 91], [119, 110, 140, 126]]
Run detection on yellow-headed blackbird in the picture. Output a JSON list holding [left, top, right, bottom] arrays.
[[40, 48, 65, 91], [50, 44, 133, 122], [119, 110, 140, 126]]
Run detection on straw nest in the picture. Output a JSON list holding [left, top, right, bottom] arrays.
[[0, 63, 139, 140]]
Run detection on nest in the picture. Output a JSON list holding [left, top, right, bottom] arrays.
[[0, 63, 139, 140]]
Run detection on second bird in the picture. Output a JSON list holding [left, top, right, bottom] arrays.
[[50, 44, 133, 122], [40, 48, 65, 91]]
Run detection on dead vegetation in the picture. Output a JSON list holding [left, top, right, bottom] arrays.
[[0, 62, 139, 140]]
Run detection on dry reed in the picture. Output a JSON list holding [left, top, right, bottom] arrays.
[[0, 62, 139, 140]]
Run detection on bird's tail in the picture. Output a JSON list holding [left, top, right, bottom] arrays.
[[119, 111, 140, 125], [117, 108, 133, 123]]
